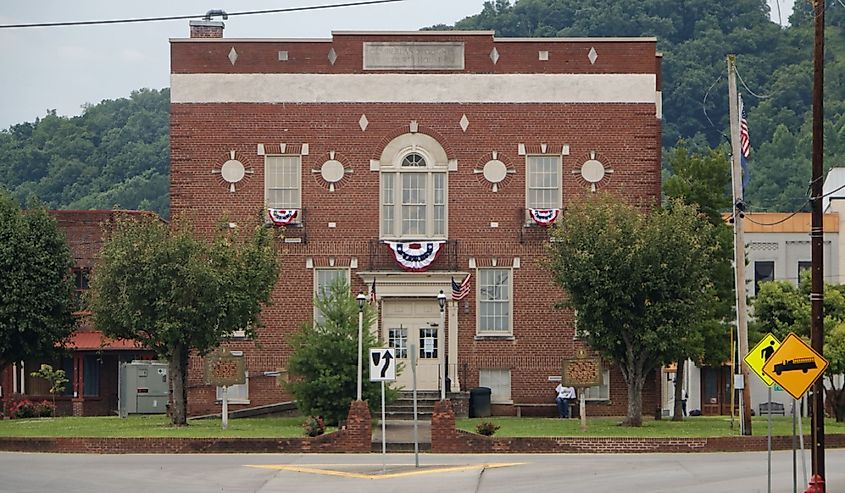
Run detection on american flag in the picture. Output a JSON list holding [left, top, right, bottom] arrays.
[[739, 94, 751, 191], [452, 275, 471, 301], [369, 278, 376, 303]]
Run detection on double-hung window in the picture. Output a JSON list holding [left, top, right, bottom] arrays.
[[314, 268, 350, 324], [381, 152, 447, 239], [477, 268, 512, 335], [265, 155, 301, 217], [526, 155, 562, 210]]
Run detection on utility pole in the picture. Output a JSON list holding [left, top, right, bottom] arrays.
[[727, 55, 753, 436], [810, 0, 826, 489]]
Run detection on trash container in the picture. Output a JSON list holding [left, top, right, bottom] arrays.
[[469, 387, 492, 418]]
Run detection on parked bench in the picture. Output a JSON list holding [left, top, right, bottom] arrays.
[[514, 403, 557, 417], [758, 401, 785, 416]]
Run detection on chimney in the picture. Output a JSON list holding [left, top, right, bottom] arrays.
[[189, 10, 228, 38], [190, 20, 224, 38]]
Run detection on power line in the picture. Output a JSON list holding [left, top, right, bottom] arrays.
[[0, 0, 404, 29]]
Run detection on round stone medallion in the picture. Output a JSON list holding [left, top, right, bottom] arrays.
[[482, 159, 508, 184], [580, 159, 606, 183], [220, 159, 246, 184], [320, 160, 345, 183]]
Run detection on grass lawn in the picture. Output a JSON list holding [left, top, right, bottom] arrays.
[[0, 415, 334, 438], [456, 416, 845, 438]]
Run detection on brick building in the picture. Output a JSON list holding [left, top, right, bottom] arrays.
[[171, 21, 663, 416], [1, 211, 156, 416]]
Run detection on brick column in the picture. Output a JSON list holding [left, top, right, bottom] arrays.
[[71, 398, 84, 417], [431, 399, 458, 453], [340, 400, 372, 452]]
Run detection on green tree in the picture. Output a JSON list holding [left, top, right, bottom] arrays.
[[751, 274, 845, 420], [89, 214, 279, 425], [29, 364, 69, 409], [663, 142, 734, 420], [287, 278, 393, 425], [0, 193, 76, 371], [547, 194, 719, 426]]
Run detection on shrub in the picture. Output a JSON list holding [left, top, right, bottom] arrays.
[[476, 421, 501, 436], [8, 399, 55, 418], [303, 416, 325, 437]]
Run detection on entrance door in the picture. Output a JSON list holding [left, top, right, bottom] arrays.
[[383, 299, 442, 391]]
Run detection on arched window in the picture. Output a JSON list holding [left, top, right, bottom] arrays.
[[378, 134, 449, 239]]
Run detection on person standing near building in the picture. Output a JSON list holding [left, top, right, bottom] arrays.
[[555, 383, 576, 418]]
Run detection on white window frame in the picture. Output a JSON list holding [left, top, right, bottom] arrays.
[[265, 155, 302, 217], [525, 155, 562, 211], [479, 368, 512, 404], [378, 134, 449, 240], [476, 268, 513, 336], [581, 368, 610, 401], [313, 268, 351, 324], [388, 326, 409, 359]]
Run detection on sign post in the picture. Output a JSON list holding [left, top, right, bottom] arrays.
[[204, 349, 246, 431], [745, 333, 781, 493], [410, 343, 419, 468], [370, 348, 396, 471], [562, 348, 602, 432]]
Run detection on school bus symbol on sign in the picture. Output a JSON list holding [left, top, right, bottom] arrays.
[[762, 332, 828, 401]]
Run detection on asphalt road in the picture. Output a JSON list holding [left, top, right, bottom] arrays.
[[1, 449, 844, 493]]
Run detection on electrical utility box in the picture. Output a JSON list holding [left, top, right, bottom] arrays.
[[118, 360, 169, 417]]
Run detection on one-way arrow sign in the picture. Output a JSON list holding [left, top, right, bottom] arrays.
[[369, 348, 396, 382]]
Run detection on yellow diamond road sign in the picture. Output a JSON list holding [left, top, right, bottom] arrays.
[[744, 333, 780, 387], [762, 332, 829, 400]]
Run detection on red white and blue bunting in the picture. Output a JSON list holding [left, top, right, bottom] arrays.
[[385, 241, 445, 272], [528, 208, 561, 227], [267, 208, 298, 226]]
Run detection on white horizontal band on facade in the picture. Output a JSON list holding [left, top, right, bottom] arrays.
[[171, 73, 657, 104]]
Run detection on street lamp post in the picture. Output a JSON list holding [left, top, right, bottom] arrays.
[[356, 292, 366, 401], [437, 290, 447, 401]]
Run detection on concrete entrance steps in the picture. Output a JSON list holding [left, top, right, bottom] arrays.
[[383, 390, 441, 420]]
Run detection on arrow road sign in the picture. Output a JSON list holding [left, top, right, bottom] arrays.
[[762, 332, 828, 400], [369, 348, 396, 382], [744, 333, 781, 387]]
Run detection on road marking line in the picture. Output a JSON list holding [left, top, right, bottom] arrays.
[[246, 462, 524, 480]]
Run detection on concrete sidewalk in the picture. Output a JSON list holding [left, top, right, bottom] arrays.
[[372, 419, 431, 447]]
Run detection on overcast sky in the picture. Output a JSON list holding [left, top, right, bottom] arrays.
[[0, 0, 793, 130]]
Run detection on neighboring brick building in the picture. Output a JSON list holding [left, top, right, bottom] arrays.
[[1, 211, 156, 416], [170, 21, 663, 416]]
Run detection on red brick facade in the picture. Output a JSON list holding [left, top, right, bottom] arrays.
[[170, 27, 662, 417]]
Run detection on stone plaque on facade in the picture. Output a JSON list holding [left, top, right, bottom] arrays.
[[562, 348, 602, 387], [363, 42, 465, 70], [204, 349, 246, 386]]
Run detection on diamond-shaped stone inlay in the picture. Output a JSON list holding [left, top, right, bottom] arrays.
[[328, 47, 337, 66], [359, 114, 369, 132], [460, 114, 469, 133], [588, 47, 598, 65], [228, 47, 238, 66], [490, 47, 500, 65]]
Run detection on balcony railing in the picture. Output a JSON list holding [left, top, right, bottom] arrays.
[[366, 239, 459, 271]]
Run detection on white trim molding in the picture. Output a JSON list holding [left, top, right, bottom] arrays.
[[172, 73, 658, 104]]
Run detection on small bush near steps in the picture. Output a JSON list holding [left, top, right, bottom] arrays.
[[303, 416, 326, 437], [476, 421, 501, 436]]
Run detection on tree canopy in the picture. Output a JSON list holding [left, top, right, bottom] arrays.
[[287, 278, 393, 425], [547, 194, 719, 426], [89, 215, 279, 425], [0, 193, 76, 370]]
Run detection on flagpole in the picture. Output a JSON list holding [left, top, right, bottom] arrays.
[[727, 54, 753, 436]]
